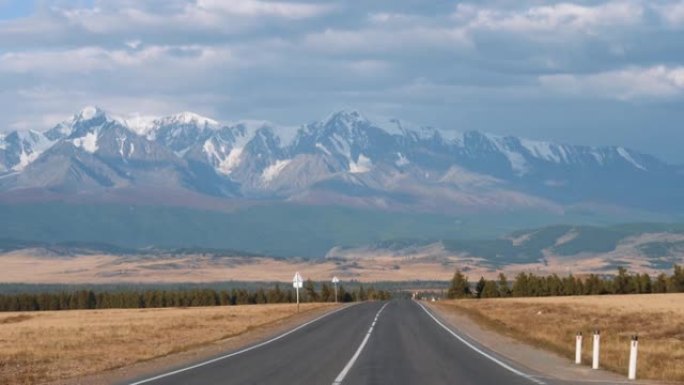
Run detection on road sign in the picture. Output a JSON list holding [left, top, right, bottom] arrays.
[[332, 276, 339, 303], [293, 272, 303, 288]]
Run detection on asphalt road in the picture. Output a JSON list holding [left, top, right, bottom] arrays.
[[125, 300, 610, 385]]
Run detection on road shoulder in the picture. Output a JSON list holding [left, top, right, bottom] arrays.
[[426, 301, 660, 385]]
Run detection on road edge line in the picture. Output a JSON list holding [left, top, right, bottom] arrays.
[[129, 304, 355, 385], [332, 302, 389, 385], [417, 301, 546, 385]]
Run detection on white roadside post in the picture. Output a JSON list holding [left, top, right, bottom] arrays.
[[332, 276, 339, 303], [293, 271, 303, 312], [628, 335, 639, 380], [592, 330, 601, 370], [575, 332, 583, 364]]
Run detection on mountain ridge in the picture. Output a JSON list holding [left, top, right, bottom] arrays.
[[1, 106, 682, 215]]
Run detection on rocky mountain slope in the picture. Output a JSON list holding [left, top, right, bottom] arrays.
[[1, 107, 682, 214]]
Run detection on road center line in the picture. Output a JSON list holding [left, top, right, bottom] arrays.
[[332, 302, 389, 385], [129, 304, 354, 385], [417, 301, 546, 385]]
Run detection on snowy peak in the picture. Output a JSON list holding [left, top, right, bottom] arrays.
[[519, 138, 570, 164], [120, 115, 157, 137], [144, 112, 224, 154], [45, 106, 117, 141], [5, 129, 45, 144], [154, 112, 219, 129], [323, 109, 368, 127], [404, 125, 450, 144], [230, 121, 264, 144], [198, 122, 281, 177], [302, 110, 377, 144], [70, 106, 113, 131], [462, 130, 497, 150], [44, 108, 219, 146], [454, 132, 655, 176], [42, 107, 156, 158], [305, 110, 393, 144], [0, 129, 53, 171], [76, 106, 106, 121]]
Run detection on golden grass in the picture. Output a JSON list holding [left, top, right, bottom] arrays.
[[435, 294, 684, 382], [0, 303, 335, 385], [0, 241, 676, 284], [0, 252, 463, 283]]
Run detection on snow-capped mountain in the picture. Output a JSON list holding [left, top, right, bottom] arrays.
[[145, 112, 220, 154], [0, 129, 53, 173], [1, 106, 682, 214]]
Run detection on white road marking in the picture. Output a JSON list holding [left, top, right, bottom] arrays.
[[418, 301, 546, 385], [332, 302, 389, 385], [129, 304, 354, 385]]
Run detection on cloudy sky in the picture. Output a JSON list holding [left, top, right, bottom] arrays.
[[1, 0, 683, 162]]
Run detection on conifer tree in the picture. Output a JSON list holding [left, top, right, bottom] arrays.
[[512, 272, 530, 297], [447, 269, 471, 299], [356, 285, 367, 301], [562, 275, 577, 296], [497, 273, 511, 297], [303, 279, 318, 302], [670, 264, 684, 292], [614, 267, 631, 294], [320, 283, 332, 302], [480, 280, 500, 298], [637, 273, 652, 294], [653, 273, 669, 293], [475, 277, 486, 299]]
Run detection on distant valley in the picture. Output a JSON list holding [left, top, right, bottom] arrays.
[[1, 222, 683, 284]]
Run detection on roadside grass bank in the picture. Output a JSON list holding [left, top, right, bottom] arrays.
[[434, 294, 684, 382], [0, 303, 337, 385]]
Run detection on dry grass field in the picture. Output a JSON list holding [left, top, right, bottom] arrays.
[[0, 303, 335, 385], [435, 294, 684, 382], [2, 243, 677, 284], [0, 249, 465, 283]]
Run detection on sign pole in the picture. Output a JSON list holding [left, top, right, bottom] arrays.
[[628, 335, 638, 380], [575, 332, 583, 364], [592, 330, 600, 370], [293, 272, 303, 313]]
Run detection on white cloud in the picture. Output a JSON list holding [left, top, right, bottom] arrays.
[[651, 1, 684, 27], [0, 0, 335, 51], [304, 26, 471, 54], [539, 66, 684, 99], [2, 85, 215, 132], [1, 0, 684, 165], [8, 113, 71, 131], [368, 12, 419, 25], [455, 1, 644, 34], [195, 0, 333, 19], [55, 0, 333, 36], [346, 60, 392, 75], [125, 39, 142, 49], [0, 45, 232, 74]]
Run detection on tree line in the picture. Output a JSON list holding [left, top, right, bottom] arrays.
[[448, 264, 684, 299], [0, 280, 391, 312]]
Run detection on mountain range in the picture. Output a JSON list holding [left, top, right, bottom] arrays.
[[2, 106, 683, 215]]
